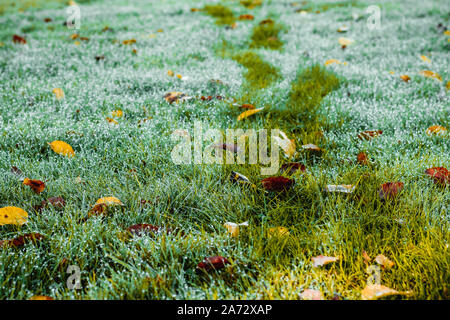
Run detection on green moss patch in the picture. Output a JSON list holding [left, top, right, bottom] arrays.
[[232, 51, 281, 89], [250, 20, 286, 50], [203, 4, 236, 26]]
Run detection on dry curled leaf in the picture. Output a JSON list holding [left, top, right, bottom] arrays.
[[224, 221, 248, 237], [0, 206, 28, 226], [361, 284, 411, 300], [237, 108, 264, 121], [425, 167, 449, 186], [280, 162, 306, 175], [375, 254, 395, 269], [12, 34, 26, 44], [400, 75, 411, 82], [48, 140, 75, 157], [419, 70, 442, 81], [23, 178, 45, 194], [357, 130, 383, 140], [88, 203, 107, 217], [197, 256, 230, 272], [273, 130, 296, 158], [312, 255, 339, 268], [378, 182, 404, 200], [262, 176, 294, 191]]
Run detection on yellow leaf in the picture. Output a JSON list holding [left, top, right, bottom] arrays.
[[167, 70, 174, 77], [420, 55, 431, 63], [52, 88, 64, 100], [324, 59, 347, 66], [237, 108, 264, 121], [267, 227, 290, 239], [111, 110, 123, 118], [375, 254, 395, 269], [48, 140, 75, 157], [70, 33, 79, 40], [361, 284, 411, 300], [311, 255, 339, 267], [400, 75, 410, 82], [446, 81, 450, 90], [0, 206, 28, 226], [176, 74, 182, 79], [338, 37, 354, 46], [106, 117, 118, 124], [273, 130, 296, 158], [95, 197, 123, 206], [122, 39, 136, 45], [444, 30, 450, 36], [426, 125, 447, 136], [419, 70, 442, 81], [224, 221, 248, 237], [74, 41, 80, 46], [29, 295, 54, 300]]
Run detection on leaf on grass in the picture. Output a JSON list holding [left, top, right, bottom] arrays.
[[167, 70, 174, 77], [106, 117, 118, 124], [0, 233, 44, 248], [280, 162, 306, 175], [361, 284, 411, 300], [426, 125, 447, 136], [419, 70, 442, 81], [0, 206, 28, 226], [357, 152, 369, 165], [239, 14, 254, 20], [337, 25, 349, 33], [197, 256, 230, 272], [324, 59, 347, 66], [241, 103, 255, 109], [357, 130, 383, 140], [362, 251, 371, 264], [122, 39, 136, 45], [267, 227, 290, 239], [400, 75, 411, 82], [48, 140, 75, 157], [11, 166, 23, 177], [95, 197, 123, 206], [88, 203, 107, 217], [164, 92, 187, 104], [302, 144, 321, 151], [420, 55, 431, 63], [23, 178, 45, 194], [52, 88, 64, 100], [237, 108, 264, 121], [12, 34, 26, 44], [312, 255, 339, 267], [325, 184, 356, 193], [338, 37, 354, 46], [229, 171, 254, 187], [224, 221, 249, 237], [111, 110, 123, 118], [378, 182, 404, 200], [425, 167, 449, 186], [375, 254, 395, 269], [300, 289, 324, 300], [273, 130, 296, 158], [262, 176, 294, 191], [29, 296, 54, 300]]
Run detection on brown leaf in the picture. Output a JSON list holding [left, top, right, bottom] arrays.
[[164, 92, 186, 104], [12, 34, 26, 44], [239, 14, 255, 20], [425, 167, 449, 186], [0, 233, 44, 248], [95, 55, 105, 61], [378, 182, 404, 200], [44, 18, 53, 23], [312, 255, 339, 267], [357, 152, 369, 165], [280, 162, 306, 175], [197, 256, 230, 272], [240, 103, 255, 109], [362, 251, 371, 264], [23, 178, 45, 194], [357, 130, 383, 140], [46, 197, 66, 209], [261, 176, 294, 191], [11, 166, 23, 177], [88, 203, 108, 217]]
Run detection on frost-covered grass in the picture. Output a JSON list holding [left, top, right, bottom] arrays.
[[0, 0, 449, 300]]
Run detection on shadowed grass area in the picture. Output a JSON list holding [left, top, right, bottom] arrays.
[[203, 4, 236, 26], [250, 20, 286, 50], [232, 51, 281, 89]]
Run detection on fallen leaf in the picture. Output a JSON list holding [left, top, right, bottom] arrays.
[[237, 108, 264, 121], [262, 176, 294, 191], [164, 92, 187, 104], [420, 55, 431, 63], [300, 289, 324, 300], [122, 39, 136, 45], [324, 59, 347, 66], [52, 88, 64, 100], [400, 75, 411, 82], [362, 251, 371, 264], [425, 167, 449, 186], [95, 55, 105, 61], [224, 221, 249, 237], [357, 130, 383, 140], [272, 130, 296, 158], [167, 70, 174, 77], [95, 197, 123, 206], [23, 178, 45, 194], [88, 203, 107, 217], [338, 37, 354, 46], [45, 197, 66, 209], [106, 117, 118, 124], [12, 34, 26, 44], [111, 110, 123, 118], [48, 140, 75, 157], [229, 171, 255, 187], [29, 295, 54, 300], [361, 284, 411, 300], [378, 182, 404, 200], [197, 256, 230, 272], [325, 184, 356, 193], [0, 233, 44, 248], [312, 255, 339, 267], [44, 18, 52, 23], [337, 25, 349, 33], [419, 70, 442, 81], [426, 125, 447, 136], [301, 143, 321, 151], [375, 254, 395, 269], [239, 14, 254, 20], [280, 162, 306, 175], [11, 166, 23, 177], [357, 152, 369, 165], [240, 103, 255, 109], [0, 206, 28, 226]]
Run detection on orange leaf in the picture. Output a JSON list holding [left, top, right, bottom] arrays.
[[400, 75, 410, 82], [29, 295, 54, 300], [419, 70, 442, 81], [239, 14, 254, 20], [12, 34, 26, 44], [425, 167, 449, 186], [0, 233, 44, 248], [378, 182, 404, 200], [23, 178, 46, 194], [237, 108, 264, 121], [357, 130, 383, 140], [375, 254, 395, 269], [426, 125, 447, 136]]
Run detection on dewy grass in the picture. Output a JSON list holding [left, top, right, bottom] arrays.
[[250, 20, 286, 50], [232, 51, 281, 89], [203, 4, 236, 26]]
